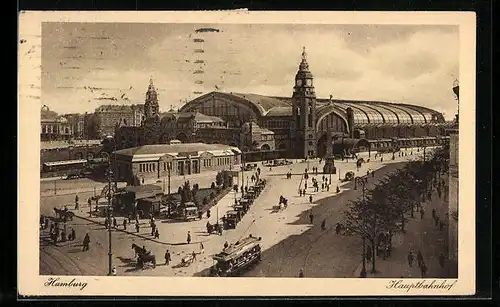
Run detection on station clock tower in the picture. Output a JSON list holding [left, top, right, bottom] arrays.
[[291, 47, 317, 159]]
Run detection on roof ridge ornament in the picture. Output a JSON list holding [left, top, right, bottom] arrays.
[[302, 46, 307, 60]]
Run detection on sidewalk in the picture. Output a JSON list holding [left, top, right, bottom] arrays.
[[353, 177, 454, 278]]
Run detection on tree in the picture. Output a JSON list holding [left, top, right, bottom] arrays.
[[211, 182, 216, 190], [343, 193, 396, 274], [215, 172, 224, 186]]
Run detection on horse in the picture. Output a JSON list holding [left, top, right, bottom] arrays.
[[53, 207, 74, 222], [132, 243, 147, 257]]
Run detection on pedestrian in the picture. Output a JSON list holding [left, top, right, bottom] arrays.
[[75, 194, 79, 210], [309, 211, 314, 224], [192, 251, 197, 261], [417, 250, 423, 268], [432, 208, 436, 219], [82, 233, 90, 251], [151, 224, 155, 236], [123, 219, 127, 230], [71, 228, 76, 241], [187, 231, 191, 244], [113, 217, 117, 228], [309, 195, 313, 204], [420, 261, 428, 278], [321, 219, 326, 231], [335, 223, 341, 235], [154, 228, 160, 239], [165, 249, 171, 265], [61, 229, 67, 242], [298, 268, 304, 278], [224, 241, 229, 249], [407, 251, 414, 267], [111, 266, 117, 276], [420, 208, 425, 219], [200, 242, 205, 254], [372, 170, 375, 178], [439, 220, 444, 231], [438, 253, 445, 268], [207, 209, 211, 219], [135, 222, 140, 233], [336, 186, 340, 193], [326, 184, 330, 192]]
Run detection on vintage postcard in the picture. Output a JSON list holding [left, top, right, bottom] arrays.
[[18, 11, 476, 297]]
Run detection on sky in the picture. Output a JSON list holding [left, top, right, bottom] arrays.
[[42, 23, 459, 119]]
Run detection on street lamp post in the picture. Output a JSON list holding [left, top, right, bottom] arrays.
[[106, 168, 114, 276], [354, 176, 368, 278]]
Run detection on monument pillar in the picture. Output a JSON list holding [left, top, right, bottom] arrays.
[[323, 130, 336, 174]]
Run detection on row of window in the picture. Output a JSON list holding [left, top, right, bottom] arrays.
[[203, 159, 212, 167], [262, 120, 291, 129], [261, 134, 274, 141], [139, 163, 156, 173]]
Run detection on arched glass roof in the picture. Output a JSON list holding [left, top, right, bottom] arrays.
[[335, 104, 370, 124], [344, 103, 384, 124], [358, 103, 399, 124]]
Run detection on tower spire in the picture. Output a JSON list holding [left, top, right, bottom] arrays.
[[299, 46, 309, 71]]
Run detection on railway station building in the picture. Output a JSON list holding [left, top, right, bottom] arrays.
[[115, 48, 453, 159]]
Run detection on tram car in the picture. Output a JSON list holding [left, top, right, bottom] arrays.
[[209, 235, 262, 277]]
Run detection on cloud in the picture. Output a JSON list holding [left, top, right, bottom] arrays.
[[42, 23, 459, 120]]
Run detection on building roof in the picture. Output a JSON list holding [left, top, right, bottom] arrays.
[[182, 91, 446, 125], [114, 143, 240, 162], [162, 111, 225, 124], [95, 104, 143, 113]]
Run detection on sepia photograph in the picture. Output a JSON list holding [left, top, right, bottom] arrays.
[[18, 11, 475, 296]]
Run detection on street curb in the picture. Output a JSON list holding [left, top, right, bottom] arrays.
[[73, 213, 211, 246]]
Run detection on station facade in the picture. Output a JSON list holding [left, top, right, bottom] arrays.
[[115, 48, 453, 159]]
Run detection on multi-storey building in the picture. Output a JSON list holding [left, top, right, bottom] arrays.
[[94, 103, 144, 137], [40, 106, 73, 141]]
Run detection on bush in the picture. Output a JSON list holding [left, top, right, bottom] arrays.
[[203, 196, 209, 206], [209, 192, 215, 199], [211, 182, 216, 189]]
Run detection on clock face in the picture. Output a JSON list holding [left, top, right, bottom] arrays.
[[306, 79, 312, 86], [296, 79, 302, 86]]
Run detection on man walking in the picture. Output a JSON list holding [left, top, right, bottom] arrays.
[[321, 219, 326, 231], [420, 208, 425, 219], [154, 228, 160, 239], [407, 251, 415, 267], [309, 211, 314, 224], [82, 233, 90, 251], [420, 261, 428, 278], [309, 195, 313, 204], [75, 194, 79, 210], [135, 222, 140, 233], [298, 268, 304, 278], [187, 231, 192, 244], [123, 219, 127, 230], [417, 250, 423, 268], [165, 249, 171, 265]]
